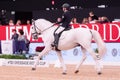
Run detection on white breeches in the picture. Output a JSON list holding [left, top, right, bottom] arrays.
[[55, 26, 65, 34]]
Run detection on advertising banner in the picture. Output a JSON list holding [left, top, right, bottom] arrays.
[[0, 22, 120, 42], [42, 43, 120, 65]]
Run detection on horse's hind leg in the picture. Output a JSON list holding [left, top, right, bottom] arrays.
[[75, 47, 87, 73], [86, 47, 102, 75], [56, 51, 67, 75]]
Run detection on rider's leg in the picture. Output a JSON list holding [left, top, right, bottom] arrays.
[[54, 33, 59, 47], [54, 27, 65, 47]]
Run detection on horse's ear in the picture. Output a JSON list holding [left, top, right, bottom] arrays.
[[32, 19, 35, 24], [32, 19, 34, 22]]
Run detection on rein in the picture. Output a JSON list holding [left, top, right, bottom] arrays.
[[33, 21, 55, 35], [41, 24, 55, 33]]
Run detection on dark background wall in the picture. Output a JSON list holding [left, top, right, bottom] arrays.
[[0, 0, 120, 24], [1, 7, 120, 24], [0, 0, 120, 11], [33, 7, 120, 23]]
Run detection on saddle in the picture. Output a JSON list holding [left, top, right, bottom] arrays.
[[51, 27, 71, 51]]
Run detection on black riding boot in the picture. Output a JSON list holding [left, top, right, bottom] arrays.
[[54, 33, 59, 47]]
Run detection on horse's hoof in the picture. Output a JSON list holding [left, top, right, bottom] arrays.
[[97, 72, 102, 75], [62, 72, 67, 75], [75, 70, 79, 74], [32, 67, 36, 70]]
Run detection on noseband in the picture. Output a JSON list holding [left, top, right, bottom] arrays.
[[32, 21, 41, 35]]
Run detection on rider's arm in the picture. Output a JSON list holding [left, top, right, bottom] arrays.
[[56, 13, 66, 24]]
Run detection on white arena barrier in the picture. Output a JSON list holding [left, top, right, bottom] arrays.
[[0, 59, 49, 67], [29, 43, 120, 66]]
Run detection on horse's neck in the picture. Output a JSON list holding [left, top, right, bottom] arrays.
[[42, 26, 57, 36], [38, 19, 53, 32], [42, 26, 57, 42]]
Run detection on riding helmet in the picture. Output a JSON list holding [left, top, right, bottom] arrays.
[[62, 3, 70, 9]]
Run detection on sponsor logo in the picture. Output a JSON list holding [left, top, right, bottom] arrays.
[[112, 48, 118, 57], [73, 48, 78, 56]]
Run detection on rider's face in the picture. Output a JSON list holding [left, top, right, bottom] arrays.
[[62, 8, 66, 12]]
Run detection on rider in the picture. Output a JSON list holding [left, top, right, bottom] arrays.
[[52, 3, 72, 48]]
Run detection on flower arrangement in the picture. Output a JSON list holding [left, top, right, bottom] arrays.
[[0, 54, 26, 59], [94, 48, 100, 59], [94, 48, 98, 53]]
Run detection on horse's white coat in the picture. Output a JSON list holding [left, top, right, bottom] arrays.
[[31, 19, 106, 74]]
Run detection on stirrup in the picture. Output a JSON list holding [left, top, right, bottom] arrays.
[[51, 43, 55, 47]]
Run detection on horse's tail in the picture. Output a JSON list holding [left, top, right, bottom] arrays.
[[91, 30, 107, 58]]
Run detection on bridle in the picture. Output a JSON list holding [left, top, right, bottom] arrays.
[[32, 20, 55, 36], [32, 20, 41, 35]]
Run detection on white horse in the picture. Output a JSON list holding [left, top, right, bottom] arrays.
[[31, 19, 106, 75]]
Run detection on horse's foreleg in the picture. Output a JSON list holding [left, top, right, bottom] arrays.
[[75, 47, 86, 73], [56, 51, 67, 74], [32, 47, 51, 70]]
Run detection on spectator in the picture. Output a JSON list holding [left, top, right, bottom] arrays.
[[100, 16, 110, 23], [26, 20, 31, 25], [11, 29, 19, 54], [98, 17, 102, 22], [71, 17, 78, 24], [89, 11, 98, 21], [88, 17, 92, 22], [82, 18, 89, 24], [71, 17, 80, 28], [11, 29, 19, 41], [18, 29, 30, 54], [16, 20, 21, 26], [0, 10, 8, 25], [9, 19, 14, 26]]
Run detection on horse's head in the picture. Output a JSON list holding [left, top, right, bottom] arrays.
[[31, 19, 42, 39], [31, 19, 54, 39]]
